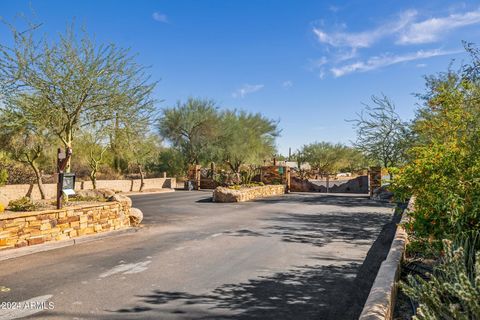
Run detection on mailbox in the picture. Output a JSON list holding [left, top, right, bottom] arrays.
[[62, 173, 76, 196]]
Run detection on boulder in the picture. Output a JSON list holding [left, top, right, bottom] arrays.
[[75, 189, 102, 198], [129, 207, 143, 226], [95, 188, 116, 198], [108, 194, 132, 207], [372, 185, 394, 201], [75, 188, 116, 199]]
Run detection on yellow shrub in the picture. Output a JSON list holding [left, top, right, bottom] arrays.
[[0, 203, 4, 213]]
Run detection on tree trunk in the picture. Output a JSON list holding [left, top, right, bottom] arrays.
[[30, 162, 46, 199], [139, 165, 145, 192], [90, 169, 97, 189], [113, 114, 121, 173], [65, 136, 72, 173], [61, 129, 73, 173], [25, 183, 34, 199]]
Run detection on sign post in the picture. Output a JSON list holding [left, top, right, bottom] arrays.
[[56, 148, 73, 209]]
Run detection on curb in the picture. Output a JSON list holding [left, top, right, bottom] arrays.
[[0, 227, 138, 262], [121, 189, 175, 196], [359, 200, 412, 319]]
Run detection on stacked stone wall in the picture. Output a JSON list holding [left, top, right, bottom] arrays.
[[213, 185, 286, 202], [0, 201, 131, 251]]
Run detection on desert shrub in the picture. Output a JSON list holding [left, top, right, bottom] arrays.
[[0, 162, 34, 184], [401, 234, 480, 319], [96, 165, 124, 180], [240, 165, 260, 185], [227, 182, 266, 190], [8, 197, 38, 212], [150, 148, 187, 178], [392, 46, 480, 241], [405, 236, 443, 260], [213, 171, 235, 186], [70, 195, 104, 202], [0, 203, 5, 213]]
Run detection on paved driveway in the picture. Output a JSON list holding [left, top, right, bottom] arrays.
[[0, 191, 394, 320]]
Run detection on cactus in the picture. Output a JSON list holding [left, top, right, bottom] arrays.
[[401, 235, 480, 319]]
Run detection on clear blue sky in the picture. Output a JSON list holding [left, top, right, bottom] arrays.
[[1, 0, 479, 155]]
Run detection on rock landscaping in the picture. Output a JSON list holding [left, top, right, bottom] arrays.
[[212, 185, 286, 202]]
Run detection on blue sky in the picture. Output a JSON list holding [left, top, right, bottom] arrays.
[[1, 0, 479, 155]]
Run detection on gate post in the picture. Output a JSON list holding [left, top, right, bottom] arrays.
[[369, 166, 382, 197], [194, 165, 201, 190]]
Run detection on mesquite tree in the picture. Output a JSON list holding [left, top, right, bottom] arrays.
[[350, 94, 410, 176], [0, 23, 156, 172]]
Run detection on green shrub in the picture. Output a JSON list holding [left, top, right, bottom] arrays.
[[392, 51, 480, 241], [0, 168, 8, 186], [405, 237, 442, 260], [8, 197, 38, 212], [401, 235, 480, 319]]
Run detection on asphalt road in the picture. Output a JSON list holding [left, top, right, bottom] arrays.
[[0, 191, 395, 320]]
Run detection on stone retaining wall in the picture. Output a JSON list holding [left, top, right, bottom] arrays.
[[0, 177, 176, 204], [0, 200, 131, 251], [359, 199, 412, 319], [213, 185, 286, 202]]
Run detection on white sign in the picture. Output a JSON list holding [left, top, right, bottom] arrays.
[[62, 189, 75, 196]]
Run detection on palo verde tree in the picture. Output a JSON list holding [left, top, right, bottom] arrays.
[[125, 132, 162, 192], [75, 125, 110, 190], [216, 110, 279, 178], [349, 94, 411, 177], [0, 97, 52, 199], [0, 22, 156, 172], [299, 142, 349, 178], [158, 98, 220, 165]]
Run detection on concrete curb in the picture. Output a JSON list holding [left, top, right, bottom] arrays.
[[359, 200, 413, 320], [0, 227, 138, 262]]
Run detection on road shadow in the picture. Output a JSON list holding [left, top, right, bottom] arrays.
[[222, 194, 393, 249], [196, 197, 213, 203], [255, 193, 392, 208], [97, 210, 399, 320], [261, 210, 391, 247], [51, 262, 359, 320]]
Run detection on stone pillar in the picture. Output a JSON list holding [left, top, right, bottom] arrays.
[[285, 167, 291, 193], [369, 166, 382, 197]]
